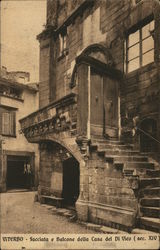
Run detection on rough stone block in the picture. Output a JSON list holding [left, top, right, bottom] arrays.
[[76, 200, 89, 222]]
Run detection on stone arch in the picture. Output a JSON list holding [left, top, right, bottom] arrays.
[[38, 134, 85, 165], [81, 43, 114, 65], [39, 138, 82, 206], [38, 135, 88, 206], [71, 43, 114, 87]]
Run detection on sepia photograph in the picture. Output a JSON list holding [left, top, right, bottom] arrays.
[[0, 0, 160, 249]]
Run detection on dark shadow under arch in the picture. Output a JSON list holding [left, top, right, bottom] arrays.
[[39, 139, 80, 206], [62, 157, 80, 206]]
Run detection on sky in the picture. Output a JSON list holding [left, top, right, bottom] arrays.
[[1, 0, 47, 82]]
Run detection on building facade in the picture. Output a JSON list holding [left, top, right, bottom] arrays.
[[0, 69, 39, 192], [20, 0, 160, 232]]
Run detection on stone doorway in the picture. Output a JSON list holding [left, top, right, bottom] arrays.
[[62, 157, 80, 207], [90, 69, 119, 138]]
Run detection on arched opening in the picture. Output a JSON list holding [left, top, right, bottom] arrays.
[[39, 140, 80, 207], [62, 157, 80, 207], [74, 43, 120, 139], [140, 118, 158, 152]]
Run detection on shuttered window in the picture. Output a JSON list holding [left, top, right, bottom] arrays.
[[1, 111, 16, 136]]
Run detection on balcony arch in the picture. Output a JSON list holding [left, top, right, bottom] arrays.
[[39, 138, 84, 207]]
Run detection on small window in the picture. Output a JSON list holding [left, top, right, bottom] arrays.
[[1, 111, 16, 136], [59, 31, 68, 57], [125, 20, 155, 73], [132, 0, 143, 6]]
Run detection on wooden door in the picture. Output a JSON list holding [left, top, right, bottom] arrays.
[[103, 76, 118, 138], [90, 71, 104, 136]]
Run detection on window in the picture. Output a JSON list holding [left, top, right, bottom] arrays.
[[132, 0, 142, 5], [59, 29, 68, 57], [1, 111, 16, 136], [125, 20, 154, 73], [0, 84, 23, 100]]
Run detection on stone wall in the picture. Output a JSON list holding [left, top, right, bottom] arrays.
[[75, 148, 139, 230], [39, 142, 64, 197], [47, 0, 86, 28], [39, 38, 50, 108], [39, 0, 160, 145], [34, 0, 160, 230]]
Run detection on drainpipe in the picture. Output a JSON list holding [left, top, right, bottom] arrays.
[[86, 65, 91, 157], [87, 65, 91, 140], [118, 94, 121, 140]]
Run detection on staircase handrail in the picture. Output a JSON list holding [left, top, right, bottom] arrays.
[[136, 126, 160, 145]]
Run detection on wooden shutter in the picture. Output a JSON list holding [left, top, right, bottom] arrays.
[[10, 112, 16, 136], [2, 111, 16, 136], [2, 112, 10, 135], [0, 112, 2, 134]]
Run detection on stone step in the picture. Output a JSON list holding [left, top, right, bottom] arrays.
[[123, 162, 154, 170], [131, 228, 157, 234], [97, 144, 133, 150], [139, 217, 160, 233], [140, 178, 160, 188], [146, 169, 160, 177], [63, 211, 75, 218], [115, 162, 154, 172], [105, 155, 148, 163], [114, 156, 148, 163], [91, 136, 123, 144], [92, 139, 125, 145], [84, 223, 102, 232], [104, 150, 140, 156], [140, 198, 160, 207], [140, 187, 160, 198], [56, 208, 70, 215], [82, 223, 128, 234], [140, 206, 160, 218]]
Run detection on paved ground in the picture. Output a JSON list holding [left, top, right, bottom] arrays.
[[0, 191, 95, 234]]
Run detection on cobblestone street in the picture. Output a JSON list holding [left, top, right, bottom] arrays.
[[0, 191, 95, 234]]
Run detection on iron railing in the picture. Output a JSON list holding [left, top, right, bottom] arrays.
[[136, 126, 160, 145]]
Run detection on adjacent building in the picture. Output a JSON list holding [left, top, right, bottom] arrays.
[[20, 0, 160, 232], [0, 67, 39, 192]]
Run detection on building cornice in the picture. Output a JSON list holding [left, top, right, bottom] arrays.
[[0, 77, 38, 93], [37, 0, 94, 41]]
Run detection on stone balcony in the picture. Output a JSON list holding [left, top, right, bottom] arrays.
[[19, 93, 77, 143]]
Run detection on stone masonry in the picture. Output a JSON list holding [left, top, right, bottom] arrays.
[[20, 0, 160, 233]]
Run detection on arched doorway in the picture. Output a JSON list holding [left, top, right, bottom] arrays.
[[90, 68, 119, 138], [39, 140, 80, 207], [140, 118, 158, 152], [73, 43, 121, 139], [62, 157, 80, 206]]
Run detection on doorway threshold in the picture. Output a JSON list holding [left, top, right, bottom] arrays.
[[7, 188, 31, 193]]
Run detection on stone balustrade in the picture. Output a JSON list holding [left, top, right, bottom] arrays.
[[19, 93, 77, 141]]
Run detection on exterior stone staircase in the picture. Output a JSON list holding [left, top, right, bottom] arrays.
[[90, 137, 160, 233]]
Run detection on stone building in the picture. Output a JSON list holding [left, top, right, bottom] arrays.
[[1, 66, 30, 84], [0, 68, 39, 192], [20, 0, 160, 232]]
